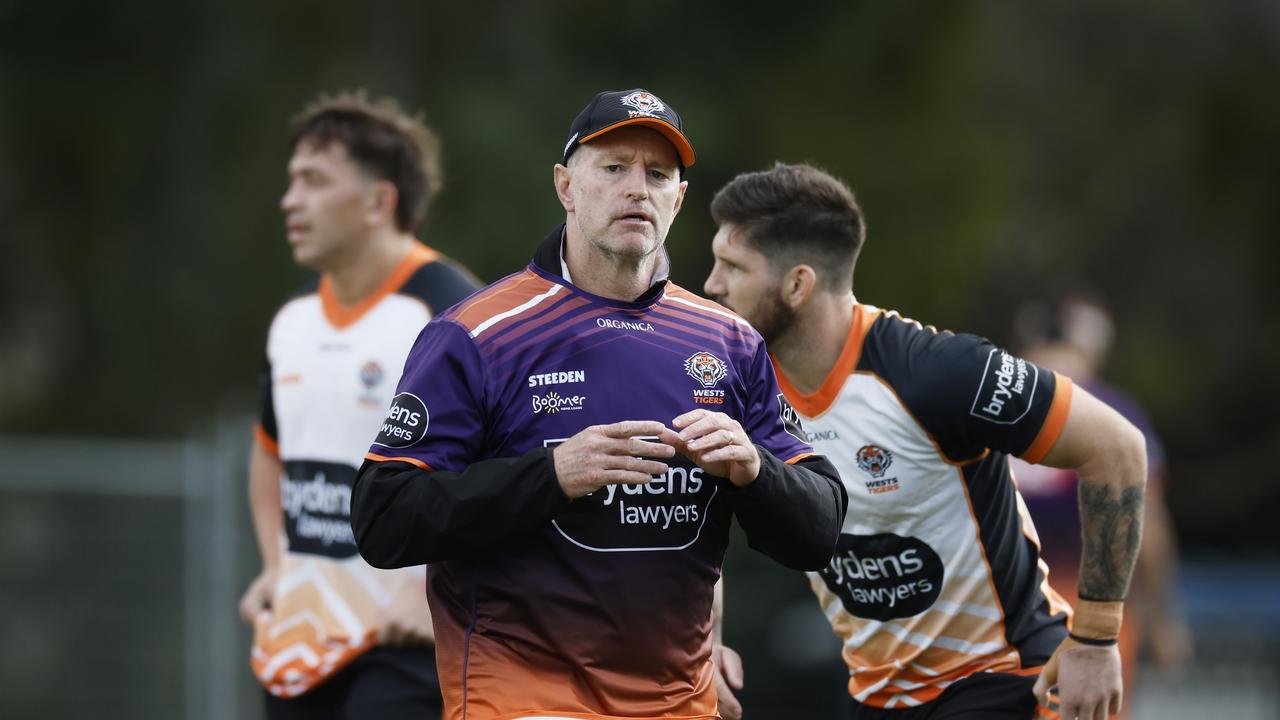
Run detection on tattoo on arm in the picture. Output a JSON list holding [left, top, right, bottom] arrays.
[[1078, 483, 1145, 600]]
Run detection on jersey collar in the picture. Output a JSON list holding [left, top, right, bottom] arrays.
[[530, 223, 669, 306]]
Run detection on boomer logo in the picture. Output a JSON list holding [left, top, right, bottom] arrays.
[[532, 391, 586, 414], [685, 352, 728, 389], [281, 461, 358, 558], [856, 445, 894, 478], [372, 392, 429, 448], [818, 533, 944, 621], [546, 438, 721, 552], [969, 348, 1039, 425]]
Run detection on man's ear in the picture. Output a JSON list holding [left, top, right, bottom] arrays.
[[781, 264, 818, 309], [367, 180, 399, 227], [671, 178, 688, 217], [553, 163, 574, 212]]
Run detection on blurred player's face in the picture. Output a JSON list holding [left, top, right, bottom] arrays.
[[704, 225, 795, 344], [558, 126, 688, 262], [280, 140, 378, 271]]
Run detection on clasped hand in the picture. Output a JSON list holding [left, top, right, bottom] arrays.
[[552, 410, 761, 499]]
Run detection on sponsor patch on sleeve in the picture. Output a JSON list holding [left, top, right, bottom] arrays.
[[969, 348, 1039, 425], [373, 392, 429, 448], [777, 394, 807, 444]]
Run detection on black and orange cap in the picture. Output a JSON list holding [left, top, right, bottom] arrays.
[[561, 88, 695, 169]]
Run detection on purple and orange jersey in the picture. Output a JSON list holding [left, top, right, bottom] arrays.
[[361, 227, 829, 719]]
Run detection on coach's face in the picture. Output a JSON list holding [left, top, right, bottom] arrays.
[[281, 140, 380, 271], [704, 224, 795, 344], [555, 126, 687, 262]]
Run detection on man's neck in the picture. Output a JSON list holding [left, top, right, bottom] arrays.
[[771, 292, 856, 395], [562, 226, 661, 302], [325, 229, 416, 307]]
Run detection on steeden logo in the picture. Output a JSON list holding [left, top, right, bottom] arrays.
[[684, 352, 728, 389]]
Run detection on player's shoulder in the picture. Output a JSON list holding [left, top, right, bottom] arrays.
[[439, 267, 563, 340], [396, 245, 484, 313], [661, 283, 759, 342], [862, 305, 984, 367], [268, 277, 321, 322]]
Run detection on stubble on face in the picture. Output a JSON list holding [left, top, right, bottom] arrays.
[[564, 127, 684, 264], [747, 287, 796, 346]]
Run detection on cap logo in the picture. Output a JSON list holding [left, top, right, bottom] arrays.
[[562, 131, 579, 159], [621, 91, 665, 115]]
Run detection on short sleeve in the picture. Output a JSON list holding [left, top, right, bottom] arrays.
[[364, 320, 487, 471], [739, 343, 814, 464], [889, 330, 1072, 464], [254, 356, 280, 457]]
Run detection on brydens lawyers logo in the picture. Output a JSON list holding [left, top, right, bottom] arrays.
[[621, 91, 664, 115], [373, 392, 429, 448], [684, 352, 727, 389]]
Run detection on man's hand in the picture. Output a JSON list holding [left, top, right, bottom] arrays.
[[378, 585, 435, 646], [663, 410, 760, 487], [712, 643, 744, 720], [552, 421, 674, 499], [239, 567, 277, 623], [1033, 638, 1123, 719]]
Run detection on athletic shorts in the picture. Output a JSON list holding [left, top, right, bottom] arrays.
[[847, 671, 1059, 720], [263, 646, 442, 720]]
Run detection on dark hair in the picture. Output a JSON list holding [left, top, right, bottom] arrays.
[[710, 163, 865, 290], [291, 90, 442, 234]]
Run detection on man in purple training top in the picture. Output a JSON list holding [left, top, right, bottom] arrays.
[[349, 88, 846, 720]]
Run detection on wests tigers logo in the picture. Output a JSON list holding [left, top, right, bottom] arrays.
[[684, 352, 728, 389], [856, 445, 894, 478]]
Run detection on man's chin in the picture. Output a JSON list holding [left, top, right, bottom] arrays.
[[600, 231, 660, 259]]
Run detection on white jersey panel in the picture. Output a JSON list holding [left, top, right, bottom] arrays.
[[255, 291, 432, 697], [268, 293, 430, 464], [802, 374, 1012, 706]]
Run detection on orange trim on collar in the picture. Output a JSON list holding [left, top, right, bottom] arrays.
[[772, 304, 881, 418], [1021, 372, 1074, 464], [319, 244, 439, 329]]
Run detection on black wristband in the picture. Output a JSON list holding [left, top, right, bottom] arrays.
[[1068, 632, 1118, 647], [1077, 592, 1125, 603]]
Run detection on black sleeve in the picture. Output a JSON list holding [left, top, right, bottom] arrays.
[[724, 451, 847, 570], [400, 257, 485, 314], [352, 448, 572, 568], [258, 355, 277, 442], [863, 317, 1066, 462]]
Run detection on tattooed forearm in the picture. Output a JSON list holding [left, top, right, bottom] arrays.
[[1078, 482, 1145, 600]]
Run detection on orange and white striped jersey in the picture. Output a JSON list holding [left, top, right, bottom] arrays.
[[250, 245, 481, 697], [775, 303, 1073, 709]]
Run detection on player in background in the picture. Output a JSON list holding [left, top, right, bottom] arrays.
[[350, 88, 846, 720], [1009, 295, 1194, 719], [703, 163, 1147, 719], [238, 91, 482, 719]]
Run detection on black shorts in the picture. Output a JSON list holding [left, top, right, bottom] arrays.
[[848, 672, 1055, 720], [263, 646, 442, 720]]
